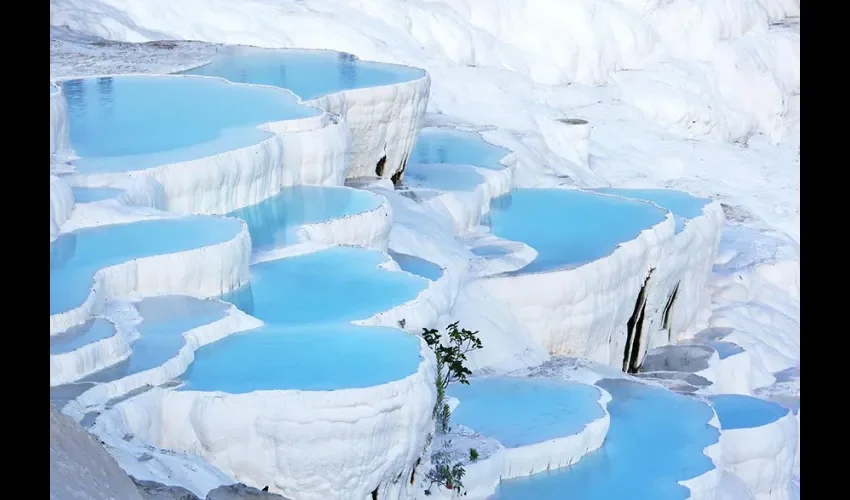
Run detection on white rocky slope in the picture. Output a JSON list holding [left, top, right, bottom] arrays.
[[48, 0, 799, 497]]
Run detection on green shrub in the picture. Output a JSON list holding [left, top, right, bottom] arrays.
[[422, 322, 483, 435]]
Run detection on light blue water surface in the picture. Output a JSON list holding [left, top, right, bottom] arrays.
[[49, 216, 243, 315], [488, 189, 668, 273], [470, 245, 511, 258], [411, 129, 509, 170], [181, 49, 425, 101], [61, 75, 318, 173], [590, 188, 710, 234], [223, 247, 428, 325], [50, 318, 116, 355], [389, 251, 443, 281], [404, 163, 486, 192], [491, 378, 718, 500], [708, 394, 790, 430], [85, 296, 229, 383], [180, 324, 422, 393], [72, 186, 124, 203], [448, 377, 605, 448], [228, 186, 380, 250]]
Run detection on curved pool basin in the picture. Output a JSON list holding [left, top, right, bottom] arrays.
[[179, 324, 422, 393], [61, 75, 319, 174], [709, 341, 745, 360], [181, 48, 425, 101], [227, 186, 382, 250], [389, 251, 443, 281], [590, 188, 711, 233], [411, 129, 509, 170], [71, 186, 124, 203], [404, 162, 487, 192], [492, 378, 718, 499], [228, 247, 428, 325], [49, 216, 244, 315], [50, 318, 116, 355], [488, 189, 668, 273], [447, 377, 605, 448], [84, 296, 230, 383], [708, 394, 790, 430]]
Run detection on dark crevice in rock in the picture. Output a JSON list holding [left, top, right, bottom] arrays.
[[662, 282, 680, 341], [371, 487, 379, 500], [391, 154, 409, 186], [623, 269, 653, 373], [410, 457, 421, 485], [628, 299, 649, 374], [375, 155, 387, 177]]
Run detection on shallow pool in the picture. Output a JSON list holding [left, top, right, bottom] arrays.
[[62, 75, 318, 174], [227, 247, 428, 324], [85, 296, 229, 383], [590, 188, 710, 233], [389, 251, 443, 281], [447, 377, 605, 448], [411, 129, 509, 170], [491, 378, 718, 500], [72, 186, 123, 203], [180, 324, 422, 393], [228, 186, 381, 250], [708, 394, 790, 430], [181, 48, 425, 101], [50, 318, 116, 355], [404, 162, 487, 192], [488, 189, 668, 273], [49, 216, 243, 315]]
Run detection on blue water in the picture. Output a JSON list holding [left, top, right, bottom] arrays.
[[62, 75, 318, 173], [180, 324, 422, 393], [86, 296, 229, 382], [50, 318, 116, 355], [709, 341, 745, 359], [404, 163, 486, 192], [447, 377, 605, 448], [228, 186, 380, 250], [72, 186, 123, 203], [180, 49, 425, 101], [225, 247, 428, 325], [471, 245, 511, 258], [488, 189, 668, 273], [390, 251, 443, 281], [49, 216, 243, 315], [708, 395, 790, 430], [492, 378, 718, 500], [590, 188, 711, 234], [411, 129, 509, 170]]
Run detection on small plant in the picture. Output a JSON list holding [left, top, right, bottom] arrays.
[[422, 322, 483, 435], [418, 322, 483, 497], [435, 399, 452, 434], [423, 441, 467, 496]]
